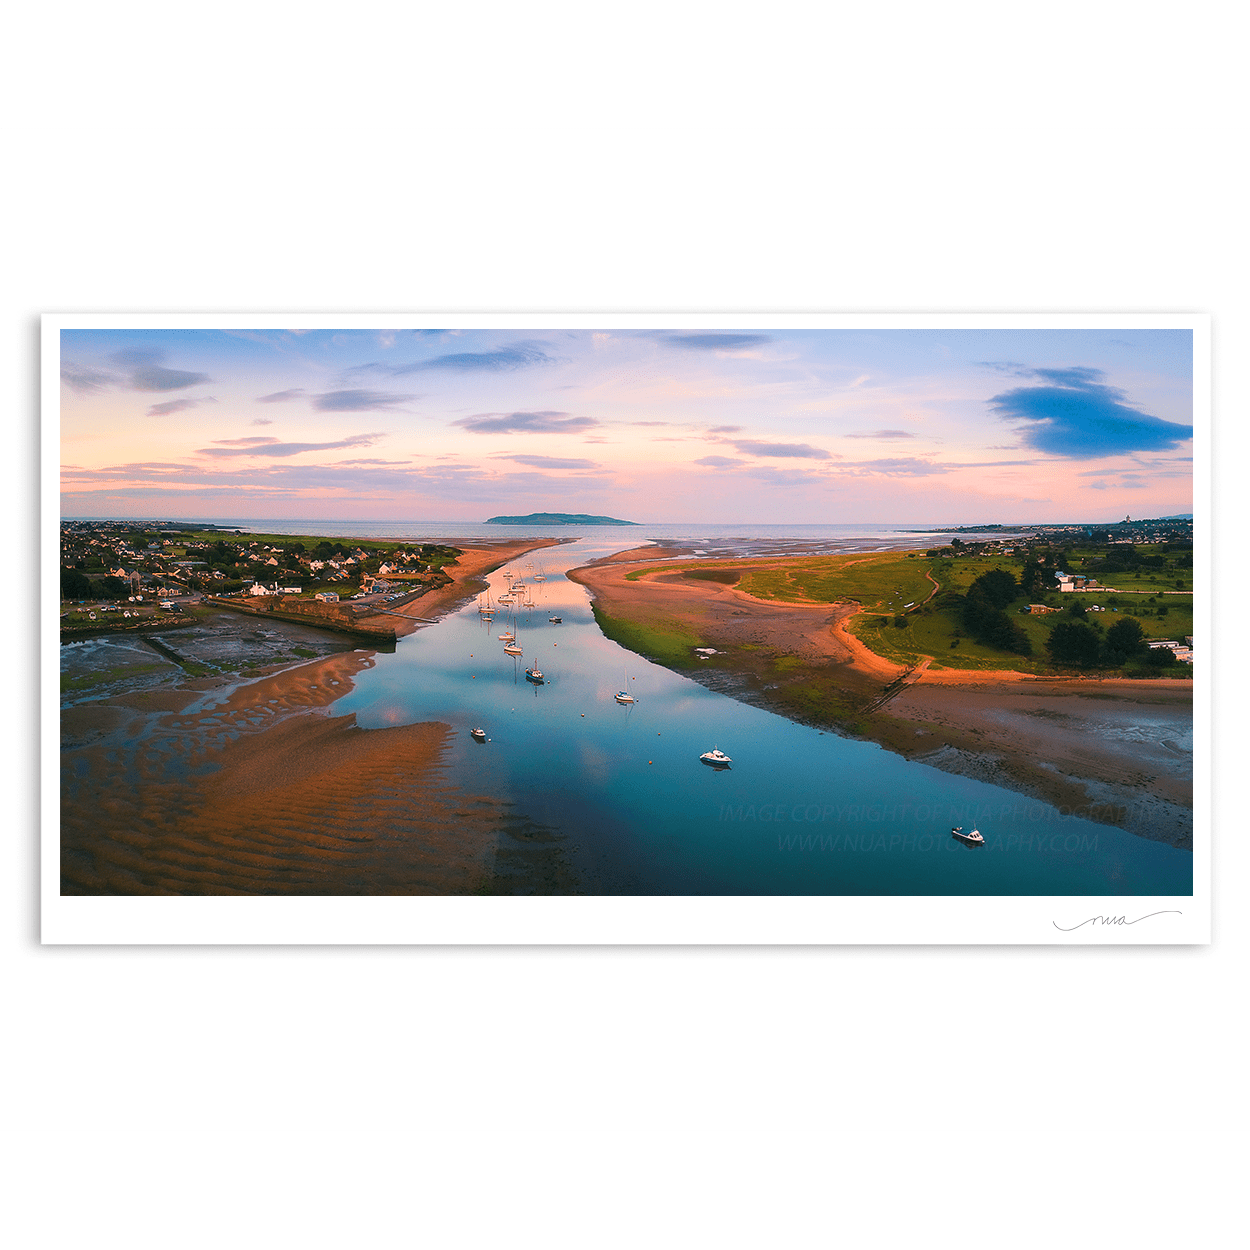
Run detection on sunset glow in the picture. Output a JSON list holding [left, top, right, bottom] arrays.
[[59, 323, 1194, 523]]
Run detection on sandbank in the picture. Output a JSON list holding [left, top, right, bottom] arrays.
[[568, 551, 1193, 847], [60, 565, 575, 895]]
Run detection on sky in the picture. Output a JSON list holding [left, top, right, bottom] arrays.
[[58, 326, 1194, 524]]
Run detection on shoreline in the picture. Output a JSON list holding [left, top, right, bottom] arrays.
[[568, 552, 1193, 848], [61, 536, 575, 894], [363, 536, 571, 635]]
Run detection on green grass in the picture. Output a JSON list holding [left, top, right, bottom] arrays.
[[615, 549, 1194, 679], [590, 604, 702, 668], [61, 663, 164, 692], [737, 552, 936, 610]]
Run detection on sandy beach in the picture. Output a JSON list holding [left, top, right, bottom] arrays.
[[569, 549, 1193, 847], [61, 537, 572, 895]]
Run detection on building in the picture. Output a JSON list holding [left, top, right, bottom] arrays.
[[315, 591, 339, 603], [1027, 603, 1060, 614]]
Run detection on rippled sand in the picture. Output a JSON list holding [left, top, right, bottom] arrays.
[[61, 652, 515, 894]]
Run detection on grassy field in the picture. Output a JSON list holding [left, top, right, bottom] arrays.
[[645, 549, 1193, 678], [737, 553, 935, 611]]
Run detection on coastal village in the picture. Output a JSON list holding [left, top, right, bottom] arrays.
[[59, 520, 463, 637]]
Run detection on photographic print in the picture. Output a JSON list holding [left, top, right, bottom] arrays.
[[44, 314, 1207, 943]]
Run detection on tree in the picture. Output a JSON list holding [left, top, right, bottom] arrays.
[[1021, 557, 1059, 597], [1105, 616, 1145, 653], [962, 584, 1032, 654], [1104, 617, 1146, 666], [1046, 621, 1102, 666], [969, 568, 1018, 609], [61, 568, 92, 599]]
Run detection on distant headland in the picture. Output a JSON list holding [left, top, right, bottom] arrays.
[[484, 512, 639, 526]]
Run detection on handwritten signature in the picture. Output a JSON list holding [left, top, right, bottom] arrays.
[[1053, 910, 1182, 932]]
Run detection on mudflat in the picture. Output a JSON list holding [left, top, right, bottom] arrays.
[[568, 549, 1193, 848], [61, 537, 570, 894]]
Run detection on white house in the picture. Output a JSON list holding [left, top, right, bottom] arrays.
[[315, 591, 339, 603]]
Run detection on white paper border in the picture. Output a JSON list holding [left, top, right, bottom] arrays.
[[42, 312, 1210, 945]]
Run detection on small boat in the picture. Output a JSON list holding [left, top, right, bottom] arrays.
[[700, 747, 732, 768], [548, 615, 562, 624], [534, 573, 546, 582], [614, 690, 635, 705], [525, 666, 544, 683], [470, 727, 486, 742], [951, 826, 985, 845], [504, 642, 523, 656], [498, 631, 515, 641]]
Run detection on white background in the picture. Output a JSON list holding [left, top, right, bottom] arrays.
[[5, 2, 1244, 1247]]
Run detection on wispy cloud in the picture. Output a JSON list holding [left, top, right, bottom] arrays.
[[60, 364, 117, 393], [743, 466, 825, 487], [146, 397, 217, 418], [453, 410, 599, 435], [840, 457, 948, 477], [729, 439, 834, 460], [845, 429, 916, 440], [111, 348, 211, 392], [251, 418, 273, 426], [257, 388, 305, 403], [493, 454, 600, 470], [694, 456, 745, 468], [196, 433, 385, 457], [657, 333, 772, 351], [356, 342, 554, 376], [708, 425, 742, 434], [312, 389, 415, 412], [988, 366, 1192, 456]]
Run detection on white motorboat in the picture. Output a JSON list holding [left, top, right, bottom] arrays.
[[951, 826, 985, 845], [699, 747, 732, 767], [470, 727, 486, 741], [548, 615, 562, 623], [614, 690, 635, 705], [504, 642, 523, 656]]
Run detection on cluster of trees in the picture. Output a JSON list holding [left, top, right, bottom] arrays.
[[960, 569, 1032, 655], [1020, 553, 1063, 598], [1045, 615, 1175, 668], [61, 569, 131, 600]]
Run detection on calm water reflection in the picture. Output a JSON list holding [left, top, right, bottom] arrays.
[[331, 537, 1192, 896]]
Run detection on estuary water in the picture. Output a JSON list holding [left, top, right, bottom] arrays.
[[317, 531, 1192, 897]]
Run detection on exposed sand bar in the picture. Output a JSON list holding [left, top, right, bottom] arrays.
[[569, 549, 1193, 848], [62, 538, 572, 895]]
